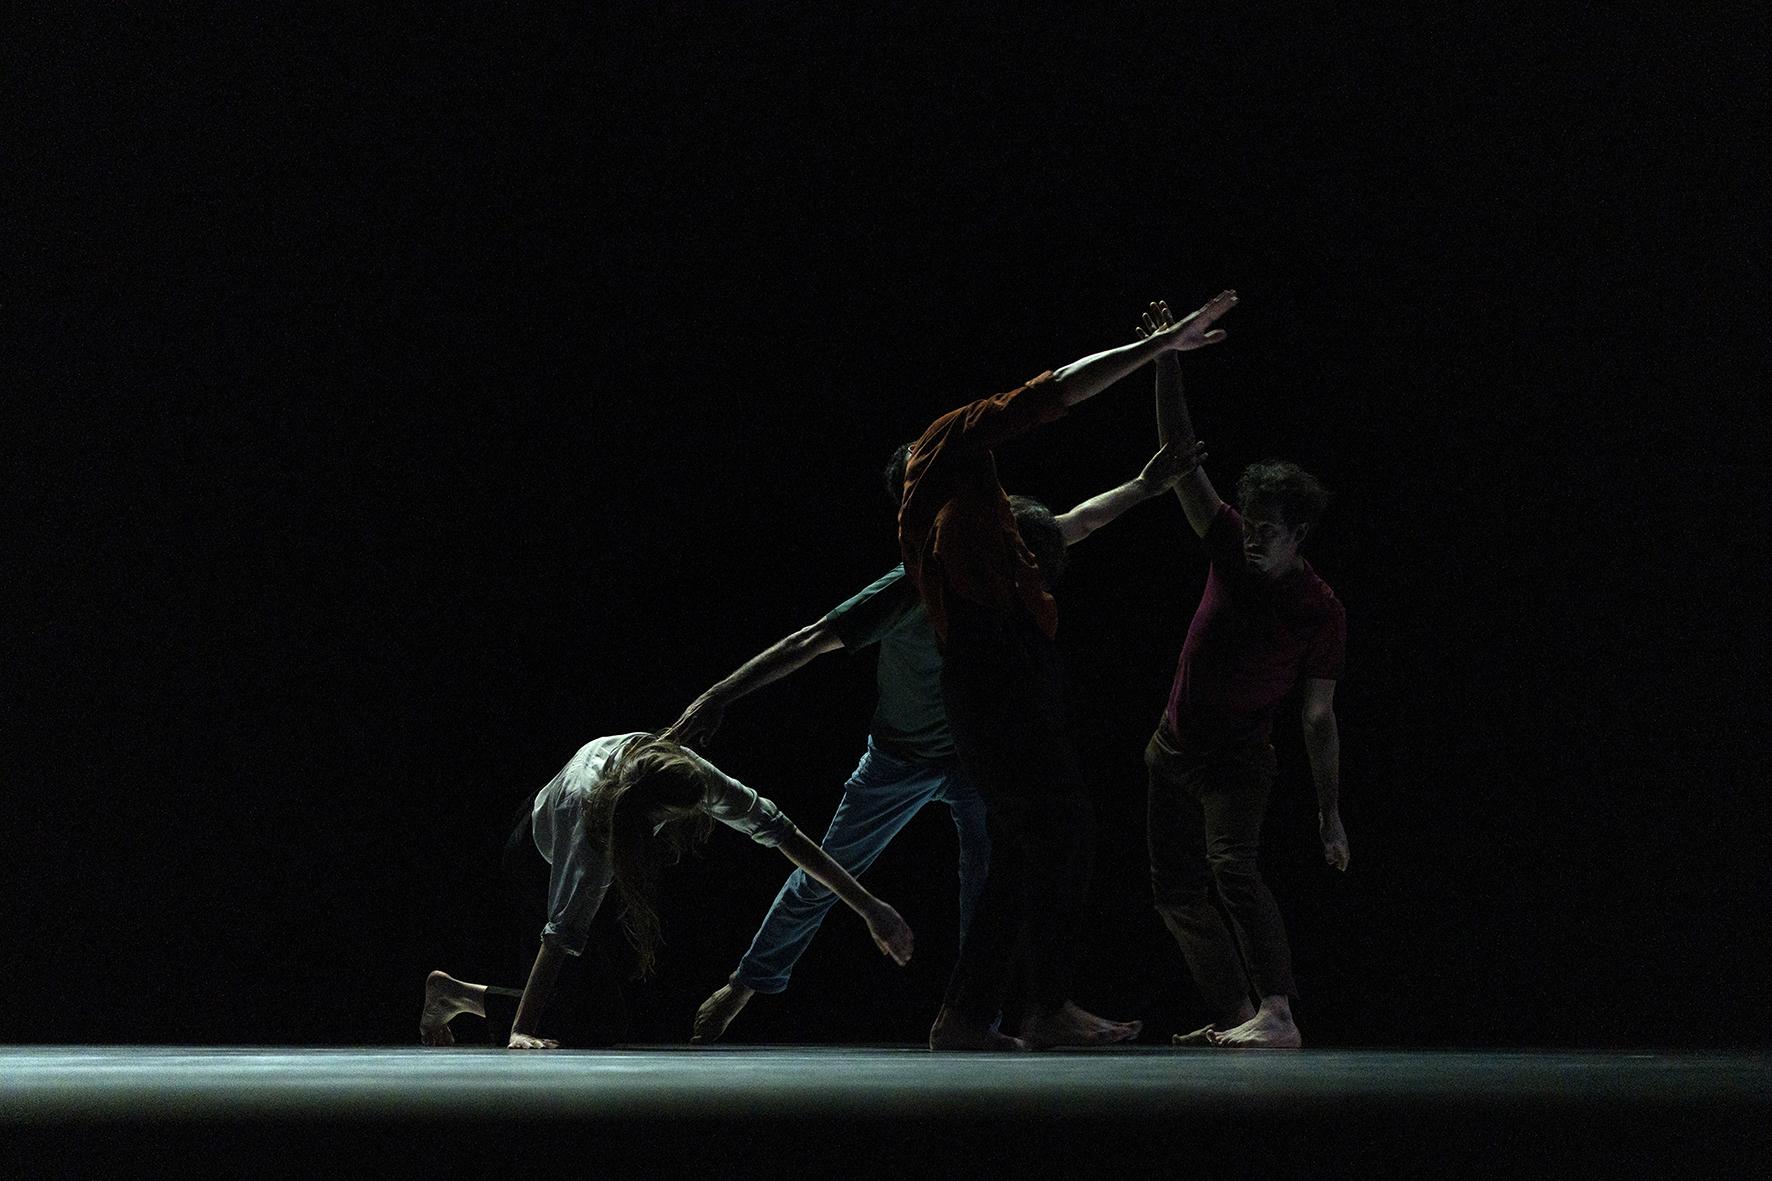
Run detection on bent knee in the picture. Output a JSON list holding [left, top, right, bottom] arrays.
[[781, 871, 834, 903], [1151, 884, 1212, 918], [1206, 855, 1266, 892]]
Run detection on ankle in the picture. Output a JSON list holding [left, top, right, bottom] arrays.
[[1257, 995, 1294, 1021]]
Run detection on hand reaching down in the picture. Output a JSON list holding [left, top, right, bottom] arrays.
[[866, 902, 914, 966]]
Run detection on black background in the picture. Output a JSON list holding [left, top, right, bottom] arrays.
[[12, 4, 1767, 1049]]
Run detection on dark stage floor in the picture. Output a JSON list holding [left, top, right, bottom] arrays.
[[5, 1047, 1767, 1176]]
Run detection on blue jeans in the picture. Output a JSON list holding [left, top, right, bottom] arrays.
[[732, 737, 991, 994]]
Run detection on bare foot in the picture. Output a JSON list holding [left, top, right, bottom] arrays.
[[1206, 1008, 1302, 1049], [1018, 1001, 1142, 1050], [1171, 1023, 1219, 1046], [420, 970, 477, 1046], [1173, 1000, 1258, 1045], [691, 981, 755, 1044], [929, 1006, 1029, 1052]]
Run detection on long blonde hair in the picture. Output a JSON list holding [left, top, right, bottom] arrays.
[[582, 732, 716, 977]]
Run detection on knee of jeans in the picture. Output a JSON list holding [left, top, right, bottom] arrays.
[[1151, 881, 1211, 916], [783, 869, 833, 903], [1207, 851, 1263, 891]]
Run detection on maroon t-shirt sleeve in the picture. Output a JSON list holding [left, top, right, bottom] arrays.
[[1203, 502, 1243, 568], [1303, 598, 1347, 680]]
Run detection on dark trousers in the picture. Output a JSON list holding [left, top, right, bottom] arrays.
[[938, 595, 1094, 1021], [1145, 724, 1296, 1017], [479, 796, 630, 1046]]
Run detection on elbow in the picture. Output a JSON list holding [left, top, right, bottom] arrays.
[[798, 621, 842, 656]]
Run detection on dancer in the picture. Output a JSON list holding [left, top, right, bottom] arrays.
[[420, 731, 913, 1049], [1134, 299, 1348, 1051], [902, 290, 1241, 1050], [682, 445, 1199, 1044]]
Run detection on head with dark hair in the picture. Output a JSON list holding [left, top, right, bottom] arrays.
[[884, 442, 915, 505], [582, 735, 716, 977], [1234, 460, 1329, 577], [1010, 495, 1068, 591]]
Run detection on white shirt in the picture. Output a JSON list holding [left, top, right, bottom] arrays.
[[530, 733, 795, 955]]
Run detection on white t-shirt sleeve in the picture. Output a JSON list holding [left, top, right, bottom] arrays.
[[539, 801, 611, 956], [686, 751, 795, 847], [531, 736, 638, 957]]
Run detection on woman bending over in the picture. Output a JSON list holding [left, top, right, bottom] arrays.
[[420, 731, 914, 1048]]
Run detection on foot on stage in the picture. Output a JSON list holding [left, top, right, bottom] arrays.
[[1018, 1001, 1143, 1049], [419, 970, 477, 1046], [691, 981, 755, 1044], [1205, 1004, 1302, 1049], [929, 1005, 1029, 1051]]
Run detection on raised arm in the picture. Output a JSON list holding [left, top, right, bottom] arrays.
[[776, 827, 914, 965], [1141, 300, 1228, 538], [1050, 289, 1238, 408], [1054, 439, 1207, 545], [1300, 677, 1348, 871], [670, 620, 845, 747]]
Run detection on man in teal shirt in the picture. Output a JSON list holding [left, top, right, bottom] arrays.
[[678, 441, 1197, 1043]]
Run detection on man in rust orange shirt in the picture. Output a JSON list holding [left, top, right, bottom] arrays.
[[899, 290, 1240, 1050]]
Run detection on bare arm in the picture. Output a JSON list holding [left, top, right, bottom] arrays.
[[671, 620, 845, 746], [1050, 290, 1238, 408], [507, 941, 567, 1048], [1301, 678, 1348, 871], [1054, 439, 1205, 545], [776, 827, 914, 965], [1143, 301, 1227, 537]]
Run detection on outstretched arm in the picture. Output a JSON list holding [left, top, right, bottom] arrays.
[[1142, 300, 1228, 538], [670, 620, 845, 747], [506, 941, 567, 1049], [1050, 290, 1238, 408], [1054, 439, 1207, 545], [1301, 678, 1348, 871], [776, 827, 914, 965]]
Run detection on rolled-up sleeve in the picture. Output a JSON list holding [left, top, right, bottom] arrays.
[[538, 808, 612, 956], [688, 752, 796, 847]]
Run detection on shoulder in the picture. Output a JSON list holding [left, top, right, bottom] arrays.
[[824, 564, 918, 646], [561, 732, 646, 793], [584, 732, 647, 768], [1203, 502, 1242, 562], [1300, 568, 1346, 624]]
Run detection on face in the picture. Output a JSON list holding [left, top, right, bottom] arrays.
[[1240, 506, 1305, 577]]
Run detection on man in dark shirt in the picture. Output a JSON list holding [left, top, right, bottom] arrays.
[[899, 291, 1240, 1050], [676, 448, 1196, 1043], [1136, 299, 1349, 1050]]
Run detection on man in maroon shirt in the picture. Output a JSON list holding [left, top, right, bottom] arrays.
[[1136, 300, 1349, 1051], [900, 290, 1240, 1050]]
